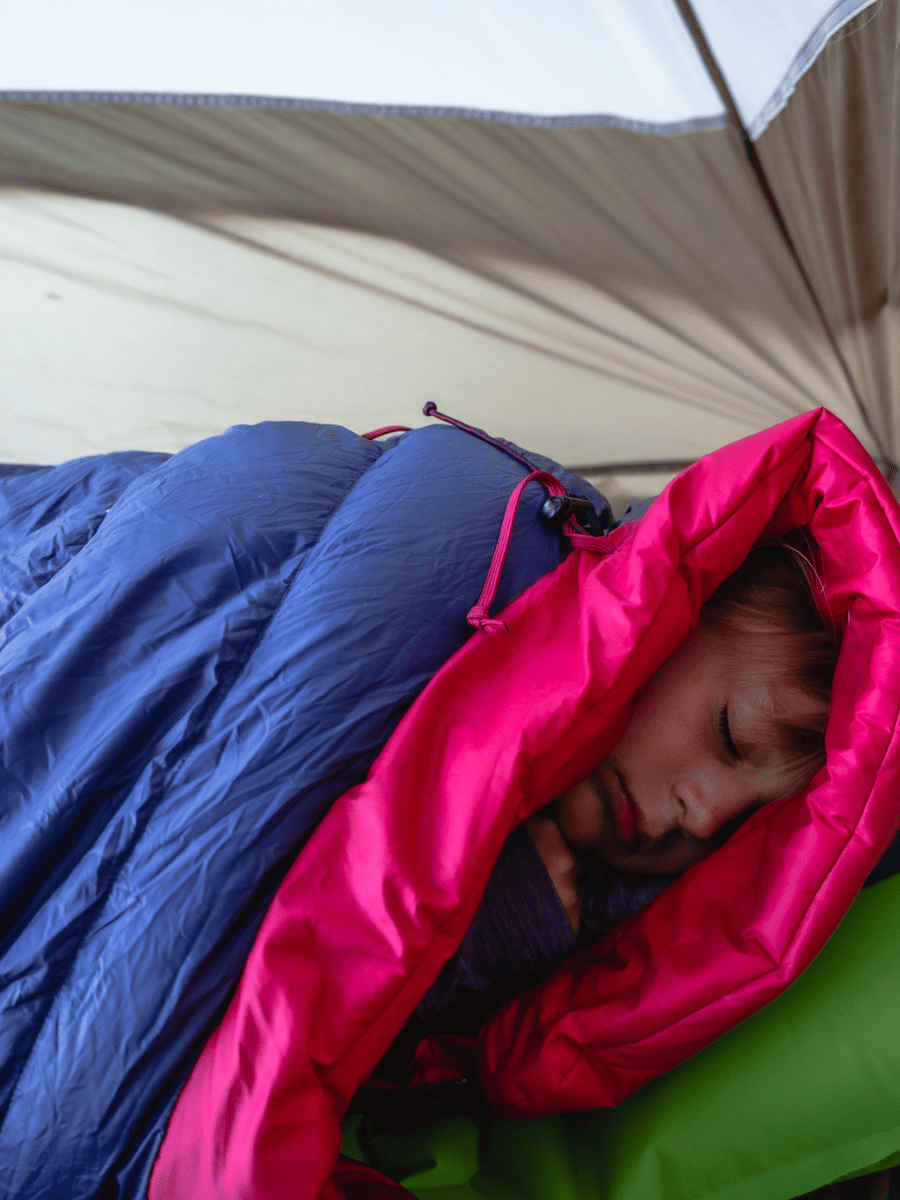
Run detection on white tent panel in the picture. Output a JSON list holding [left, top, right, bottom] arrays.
[[3, 0, 720, 122], [692, 0, 879, 135]]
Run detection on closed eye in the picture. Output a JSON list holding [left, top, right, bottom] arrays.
[[719, 705, 740, 761]]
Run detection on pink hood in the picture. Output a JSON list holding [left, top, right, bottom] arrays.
[[151, 409, 900, 1198]]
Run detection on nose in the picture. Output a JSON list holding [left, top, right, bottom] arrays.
[[672, 770, 758, 842]]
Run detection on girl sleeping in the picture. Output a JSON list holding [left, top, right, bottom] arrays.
[[412, 538, 837, 1035], [143, 408, 900, 1200]]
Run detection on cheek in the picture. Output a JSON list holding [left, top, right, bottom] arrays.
[[611, 694, 668, 772], [615, 669, 694, 771]]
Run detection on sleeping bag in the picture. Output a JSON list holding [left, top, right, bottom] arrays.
[[148, 407, 900, 1200], [3, 408, 899, 1199], [0, 416, 604, 1199]]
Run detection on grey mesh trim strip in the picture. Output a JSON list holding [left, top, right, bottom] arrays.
[[0, 90, 728, 135], [569, 459, 695, 475], [747, 0, 878, 138]]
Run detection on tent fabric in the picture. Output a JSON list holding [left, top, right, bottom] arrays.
[[150, 409, 900, 1199], [754, 0, 900, 463], [0, 418, 598, 1200], [1, 2, 895, 477], [0, 188, 785, 468], [0, 110, 862, 464]]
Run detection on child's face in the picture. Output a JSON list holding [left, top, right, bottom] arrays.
[[553, 620, 816, 875]]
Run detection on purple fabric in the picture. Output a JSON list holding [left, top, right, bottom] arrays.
[[417, 826, 671, 1022]]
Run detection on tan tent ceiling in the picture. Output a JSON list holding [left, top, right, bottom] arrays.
[[1, 0, 897, 508]]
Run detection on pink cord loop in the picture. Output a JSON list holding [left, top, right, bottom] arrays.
[[467, 470, 568, 634], [465, 606, 508, 635], [369, 405, 611, 632]]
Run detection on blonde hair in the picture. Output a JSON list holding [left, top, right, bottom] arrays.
[[700, 535, 837, 793]]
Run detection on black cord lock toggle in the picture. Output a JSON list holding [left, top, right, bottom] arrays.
[[539, 494, 611, 537]]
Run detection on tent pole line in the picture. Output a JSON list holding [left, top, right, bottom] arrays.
[[568, 459, 696, 476], [671, 0, 896, 480]]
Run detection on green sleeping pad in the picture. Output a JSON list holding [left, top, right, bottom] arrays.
[[343, 871, 900, 1200]]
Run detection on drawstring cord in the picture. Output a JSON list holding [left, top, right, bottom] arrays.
[[467, 470, 565, 634], [466, 471, 612, 634], [362, 425, 412, 439], [420, 402, 542, 476], [363, 404, 611, 635]]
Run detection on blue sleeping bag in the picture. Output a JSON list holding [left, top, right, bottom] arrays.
[[0, 420, 605, 1199]]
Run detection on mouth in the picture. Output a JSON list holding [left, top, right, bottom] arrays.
[[610, 775, 640, 852]]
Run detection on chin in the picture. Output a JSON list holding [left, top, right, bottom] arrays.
[[596, 846, 700, 876]]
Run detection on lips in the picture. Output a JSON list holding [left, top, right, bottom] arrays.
[[611, 776, 640, 852]]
